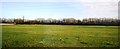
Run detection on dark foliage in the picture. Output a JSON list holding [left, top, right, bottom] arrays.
[[0, 18, 120, 26]]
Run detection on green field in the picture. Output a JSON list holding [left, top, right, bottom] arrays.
[[2, 25, 119, 47]]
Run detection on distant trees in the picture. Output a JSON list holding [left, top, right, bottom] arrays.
[[0, 17, 120, 26], [81, 18, 120, 26], [1, 18, 14, 23]]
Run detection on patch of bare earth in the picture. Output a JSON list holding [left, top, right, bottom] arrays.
[[0, 23, 14, 25]]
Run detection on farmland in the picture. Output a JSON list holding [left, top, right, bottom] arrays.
[[2, 25, 119, 47]]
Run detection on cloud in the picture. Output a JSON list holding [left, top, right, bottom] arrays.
[[83, 2, 117, 12], [64, 0, 118, 18], [74, 0, 119, 18], [0, 0, 119, 2], [75, 0, 119, 3], [0, 0, 119, 18]]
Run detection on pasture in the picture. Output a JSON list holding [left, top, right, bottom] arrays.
[[2, 25, 119, 47]]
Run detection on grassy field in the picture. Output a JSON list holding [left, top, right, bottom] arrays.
[[2, 25, 119, 47]]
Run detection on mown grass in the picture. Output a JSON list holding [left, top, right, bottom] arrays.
[[0, 25, 2, 48], [2, 25, 119, 47]]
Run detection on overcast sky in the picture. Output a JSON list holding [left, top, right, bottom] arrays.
[[0, 0, 119, 20]]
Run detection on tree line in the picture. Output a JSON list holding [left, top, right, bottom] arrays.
[[0, 17, 120, 26]]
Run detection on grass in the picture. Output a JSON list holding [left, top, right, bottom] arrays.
[[0, 25, 2, 48], [2, 25, 119, 47]]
